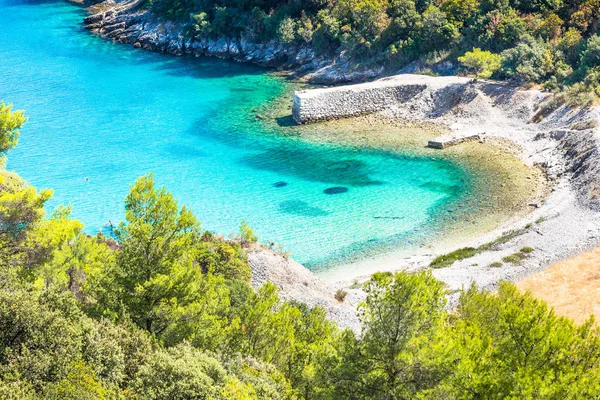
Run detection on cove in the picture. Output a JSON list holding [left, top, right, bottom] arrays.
[[0, 0, 472, 269]]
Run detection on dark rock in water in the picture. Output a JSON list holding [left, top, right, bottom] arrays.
[[324, 187, 348, 195], [273, 181, 288, 188]]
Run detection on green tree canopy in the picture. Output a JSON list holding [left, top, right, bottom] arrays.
[[0, 102, 26, 158]]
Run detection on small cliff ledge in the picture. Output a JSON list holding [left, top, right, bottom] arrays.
[[247, 248, 362, 331]]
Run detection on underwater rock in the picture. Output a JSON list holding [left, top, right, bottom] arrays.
[[324, 187, 348, 195]]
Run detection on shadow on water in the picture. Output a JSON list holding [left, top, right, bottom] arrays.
[[275, 115, 296, 127], [323, 187, 349, 195], [240, 146, 385, 186], [149, 54, 270, 80]]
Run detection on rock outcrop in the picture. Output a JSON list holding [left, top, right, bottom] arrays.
[[247, 248, 362, 331], [292, 75, 471, 123], [83, 0, 384, 84]]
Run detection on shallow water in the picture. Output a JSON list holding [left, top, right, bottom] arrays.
[[0, 0, 472, 269]]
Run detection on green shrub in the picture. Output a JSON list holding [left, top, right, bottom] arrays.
[[502, 252, 527, 264], [500, 36, 550, 83], [430, 247, 478, 268], [581, 35, 600, 70], [520, 246, 535, 254], [459, 48, 502, 79], [349, 280, 362, 289], [277, 17, 297, 44], [239, 219, 258, 245]]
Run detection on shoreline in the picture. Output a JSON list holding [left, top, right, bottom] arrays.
[[74, 1, 600, 326], [80, 0, 386, 84], [283, 76, 600, 299], [257, 90, 549, 281]]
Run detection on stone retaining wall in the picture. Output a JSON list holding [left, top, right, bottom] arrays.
[[292, 75, 472, 124]]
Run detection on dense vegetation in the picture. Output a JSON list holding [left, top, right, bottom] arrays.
[[2, 103, 600, 399], [147, 0, 600, 99]]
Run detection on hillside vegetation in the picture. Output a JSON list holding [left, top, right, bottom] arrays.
[[144, 0, 600, 99], [2, 102, 600, 398]]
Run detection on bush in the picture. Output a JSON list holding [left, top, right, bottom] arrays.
[[502, 246, 535, 265], [501, 36, 550, 83], [459, 48, 502, 78], [334, 288, 348, 302], [502, 254, 521, 264], [239, 220, 257, 246], [581, 35, 600, 70], [130, 345, 228, 399], [430, 247, 478, 268], [277, 17, 297, 44]]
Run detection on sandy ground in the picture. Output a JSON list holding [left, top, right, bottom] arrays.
[[518, 247, 600, 324]]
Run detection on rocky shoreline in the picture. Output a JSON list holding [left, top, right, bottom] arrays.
[[82, 0, 384, 84], [294, 74, 600, 304], [249, 73, 600, 327]]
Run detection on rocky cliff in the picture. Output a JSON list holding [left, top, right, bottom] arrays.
[[82, 0, 384, 84]]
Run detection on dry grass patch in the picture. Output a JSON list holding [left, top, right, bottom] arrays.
[[518, 247, 600, 324], [335, 289, 348, 302]]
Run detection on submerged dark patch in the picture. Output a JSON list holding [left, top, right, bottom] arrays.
[[279, 200, 330, 217], [324, 187, 348, 195], [240, 146, 384, 186], [273, 181, 288, 188], [419, 181, 463, 196]]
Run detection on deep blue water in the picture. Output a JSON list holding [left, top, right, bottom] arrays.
[[0, 0, 470, 269]]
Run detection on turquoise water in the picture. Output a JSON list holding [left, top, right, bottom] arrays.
[[0, 0, 470, 269]]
